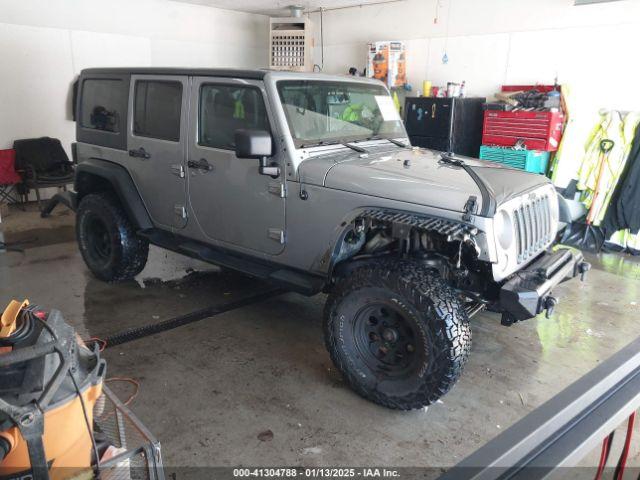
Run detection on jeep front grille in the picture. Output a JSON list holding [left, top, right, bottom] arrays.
[[513, 194, 553, 263]]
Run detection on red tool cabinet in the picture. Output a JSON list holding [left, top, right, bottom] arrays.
[[482, 110, 564, 151]]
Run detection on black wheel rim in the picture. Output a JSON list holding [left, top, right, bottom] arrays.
[[352, 302, 422, 377], [84, 213, 112, 264]]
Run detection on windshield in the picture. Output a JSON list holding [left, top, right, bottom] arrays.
[[277, 80, 406, 147]]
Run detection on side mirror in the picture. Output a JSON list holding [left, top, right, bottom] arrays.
[[234, 129, 279, 178], [234, 129, 273, 158]]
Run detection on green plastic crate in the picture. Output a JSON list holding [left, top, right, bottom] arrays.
[[479, 146, 550, 174]]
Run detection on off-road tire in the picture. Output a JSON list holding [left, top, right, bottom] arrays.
[[324, 260, 471, 410], [76, 192, 149, 282]]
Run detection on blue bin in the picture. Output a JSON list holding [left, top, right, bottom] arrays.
[[479, 146, 550, 174]]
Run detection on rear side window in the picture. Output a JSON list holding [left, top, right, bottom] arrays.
[[199, 85, 269, 150], [134, 81, 182, 141], [81, 79, 126, 133]]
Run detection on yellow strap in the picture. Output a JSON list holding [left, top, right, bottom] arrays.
[[1, 299, 29, 338]]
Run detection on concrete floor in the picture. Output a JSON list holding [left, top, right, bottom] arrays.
[[2, 204, 640, 473]]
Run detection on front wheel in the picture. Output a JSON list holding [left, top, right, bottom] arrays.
[[324, 260, 471, 410]]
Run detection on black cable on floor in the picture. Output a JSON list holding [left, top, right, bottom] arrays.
[[101, 288, 285, 348]]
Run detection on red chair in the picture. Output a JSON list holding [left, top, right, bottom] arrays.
[[0, 149, 22, 205]]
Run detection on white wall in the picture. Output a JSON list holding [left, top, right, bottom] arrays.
[[308, 0, 640, 111], [2, 0, 637, 186], [307, 0, 640, 187], [0, 0, 269, 155]]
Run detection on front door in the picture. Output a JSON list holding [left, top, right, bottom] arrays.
[[127, 75, 188, 230], [187, 77, 285, 255]]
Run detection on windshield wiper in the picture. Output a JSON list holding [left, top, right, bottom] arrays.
[[362, 136, 408, 149], [299, 140, 367, 153], [343, 143, 367, 153], [386, 138, 409, 148], [299, 140, 340, 148]]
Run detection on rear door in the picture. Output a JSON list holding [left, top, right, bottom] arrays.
[[187, 77, 285, 255], [127, 75, 188, 229]]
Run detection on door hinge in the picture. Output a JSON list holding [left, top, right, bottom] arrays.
[[268, 228, 285, 244], [268, 182, 286, 198], [174, 204, 187, 219], [171, 164, 185, 178]]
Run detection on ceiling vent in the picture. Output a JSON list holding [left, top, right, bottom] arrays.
[[269, 5, 313, 72]]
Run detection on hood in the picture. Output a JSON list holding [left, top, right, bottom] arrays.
[[298, 147, 551, 215]]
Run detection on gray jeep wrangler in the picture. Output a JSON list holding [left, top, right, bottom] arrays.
[[67, 68, 588, 410]]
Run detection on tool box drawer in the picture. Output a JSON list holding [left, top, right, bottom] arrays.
[[482, 110, 564, 151]]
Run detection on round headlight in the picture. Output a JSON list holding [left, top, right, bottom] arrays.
[[495, 209, 514, 250]]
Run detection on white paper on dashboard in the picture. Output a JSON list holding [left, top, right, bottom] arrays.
[[375, 95, 401, 122]]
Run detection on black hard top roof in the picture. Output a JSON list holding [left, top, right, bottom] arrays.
[[80, 67, 268, 80]]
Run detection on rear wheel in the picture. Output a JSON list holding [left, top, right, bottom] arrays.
[[324, 260, 471, 410], [76, 192, 149, 282]]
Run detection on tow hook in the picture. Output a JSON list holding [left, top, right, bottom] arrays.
[[544, 296, 558, 319], [578, 262, 591, 281]]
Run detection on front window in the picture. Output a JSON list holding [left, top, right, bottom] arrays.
[[277, 80, 405, 147], [199, 84, 270, 150]]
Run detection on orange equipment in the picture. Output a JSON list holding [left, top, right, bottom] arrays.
[[372, 51, 388, 83], [0, 300, 105, 480]]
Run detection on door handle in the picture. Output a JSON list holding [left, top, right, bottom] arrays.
[[129, 147, 151, 159], [188, 158, 213, 172]]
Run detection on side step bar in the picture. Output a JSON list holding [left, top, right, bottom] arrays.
[[139, 229, 324, 296]]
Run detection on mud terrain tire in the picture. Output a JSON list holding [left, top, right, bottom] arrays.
[[324, 260, 471, 410]]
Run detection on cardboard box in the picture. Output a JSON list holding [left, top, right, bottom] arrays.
[[367, 41, 406, 88]]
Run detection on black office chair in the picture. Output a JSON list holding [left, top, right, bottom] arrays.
[[13, 137, 74, 211]]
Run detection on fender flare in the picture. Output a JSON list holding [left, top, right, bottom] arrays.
[[74, 158, 153, 230], [321, 207, 480, 279]]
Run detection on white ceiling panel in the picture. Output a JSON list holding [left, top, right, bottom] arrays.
[[172, 0, 400, 16]]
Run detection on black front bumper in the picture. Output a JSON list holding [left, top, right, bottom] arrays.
[[499, 248, 589, 324]]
